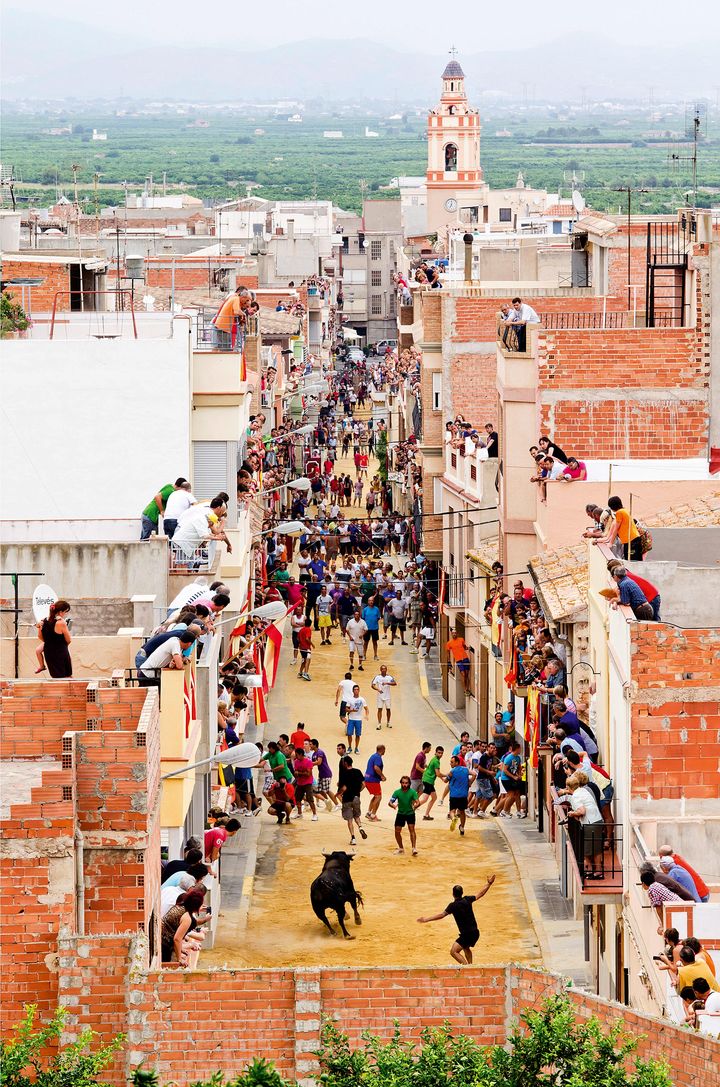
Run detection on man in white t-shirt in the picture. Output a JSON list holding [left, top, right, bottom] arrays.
[[371, 664, 397, 729], [346, 609, 368, 672], [139, 630, 197, 686], [345, 685, 368, 753], [162, 481, 196, 539], [335, 671, 357, 724]]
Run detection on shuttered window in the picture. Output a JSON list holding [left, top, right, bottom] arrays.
[[193, 441, 228, 499]]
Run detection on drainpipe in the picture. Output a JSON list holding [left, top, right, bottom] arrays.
[[463, 232, 474, 285], [75, 826, 85, 936]]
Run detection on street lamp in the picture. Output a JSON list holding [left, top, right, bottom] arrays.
[[262, 477, 312, 496], [161, 741, 261, 782]]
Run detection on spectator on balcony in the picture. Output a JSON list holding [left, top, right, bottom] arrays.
[[583, 503, 614, 541], [505, 296, 539, 352], [676, 946, 720, 994], [140, 477, 188, 540], [212, 286, 250, 350], [658, 855, 702, 902], [162, 845, 204, 884], [684, 937, 717, 976], [173, 496, 232, 561], [594, 495, 643, 562], [204, 817, 241, 863], [161, 480, 196, 539], [658, 845, 710, 902], [606, 560, 661, 622], [606, 564, 655, 621], [160, 872, 197, 919], [484, 424, 499, 458], [138, 629, 197, 687], [562, 771, 605, 878], [560, 457, 587, 481], [538, 436, 568, 464], [640, 869, 684, 924], [691, 978, 720, 1018]]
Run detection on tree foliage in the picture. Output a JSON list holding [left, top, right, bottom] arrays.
[[0, 1005, 123, 1087]]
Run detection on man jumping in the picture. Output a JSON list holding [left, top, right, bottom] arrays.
[[417, 876, 496, 964]]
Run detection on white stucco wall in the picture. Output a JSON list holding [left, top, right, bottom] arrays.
[[0, 320, 191, 523]]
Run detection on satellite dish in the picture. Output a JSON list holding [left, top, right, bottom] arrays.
[[572, 189, 586, 215], [32, 584, 58, 623], [166, 580, 209, 615]]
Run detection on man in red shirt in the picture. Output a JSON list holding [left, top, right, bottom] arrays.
[[297, 618, 313, 681], [290, 723, 311, 749], [659, 845, 710, 902], [291, 746, 318, 820], [358, 453, 369, 479], [204, 817, 240, 862]]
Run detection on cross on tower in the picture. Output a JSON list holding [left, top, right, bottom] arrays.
[[448, 45, 458, 60]]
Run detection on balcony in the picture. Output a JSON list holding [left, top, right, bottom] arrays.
[[444, 444, 498, 503], [194, 309, 259, 352], [553, 787, 623, 903]]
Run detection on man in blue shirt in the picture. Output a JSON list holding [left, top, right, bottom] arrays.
[[495, 741, 522, 818], [362, 598, 382, 662], [444, 755, 474, 836], [658, 855, 701, 902], [364, 744, 386, 821], [611, 565, 654, 621]]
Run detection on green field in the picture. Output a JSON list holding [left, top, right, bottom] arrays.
[[2, 104, 718, 215]]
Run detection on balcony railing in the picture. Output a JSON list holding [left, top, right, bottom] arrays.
[[169, 539, 218, 573], [564, 812, 623, 891], [194, 308, 259, 352]]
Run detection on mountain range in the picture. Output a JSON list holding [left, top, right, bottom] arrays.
[[2, 13, 718, 103]]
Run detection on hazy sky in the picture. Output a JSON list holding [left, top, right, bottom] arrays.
[[9, 0, 720, 51]]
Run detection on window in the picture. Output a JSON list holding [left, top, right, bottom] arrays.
[[371, 269, 382, 287], [193, 441, 228, 499], [499, 207, 512, 222], [370, 239, 382, 260], [444, 143, 458, 171], [370, 294, 382, 315], [432, 372, 442, 411], [460, 206, 479, 224]]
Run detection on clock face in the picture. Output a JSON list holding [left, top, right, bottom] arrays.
[[445, 198, 458, 212]]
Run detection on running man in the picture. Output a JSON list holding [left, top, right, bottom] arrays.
[[371, 664, 397, 729], [310, 738, 337, 811], [346, 608, 368, 672], [389, 775, 420, 855], [335, 671, 356, 727], [417, 876, 496, 964], [297, 618, 313, 681], [345, 683, 368, 753], [415, 745, 444, 820], [446, 629, 471, 693], [444, 755, 475, 836], [336, 755, 368, 846], [364, 744, 386, 821]]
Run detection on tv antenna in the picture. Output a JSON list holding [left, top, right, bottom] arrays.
[[669, 104, 707, 208], [563, 169, 586, 190]]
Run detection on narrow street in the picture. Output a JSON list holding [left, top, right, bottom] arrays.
[[205, 445, 542, 970]]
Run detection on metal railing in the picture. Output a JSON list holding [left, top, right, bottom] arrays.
[[194, 308, 258, 352], [49, 291, 137, 339], [565, 816, 623, 888], [168, 539, 218, 573]]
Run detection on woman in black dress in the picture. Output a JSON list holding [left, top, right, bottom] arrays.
[[38, 600, 73, 678]]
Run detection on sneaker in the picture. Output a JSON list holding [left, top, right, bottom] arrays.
[[292, 812, 302, 819], [477, 811, 486, 819], [411, 849, 418, 856], [325, 800, 334, 812], [450, 816, 458, 832], [303, 675, 312, 682], [358, 665, 364, 671], [311, 815, 319, 822], [409, 647, 418, 654], [376, 725, 382, 730], [393, 848, 405, 855], [358, 827, 368, 840], [350, 836, 357, 846], [459, 827, 465, 836]]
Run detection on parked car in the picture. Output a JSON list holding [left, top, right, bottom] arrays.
[[370, 339, 398, 355]]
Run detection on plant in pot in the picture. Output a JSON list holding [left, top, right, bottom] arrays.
[[1, 292, 30, 338]]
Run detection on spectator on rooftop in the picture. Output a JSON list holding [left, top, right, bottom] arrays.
[[484, 424, 499, 458], [608, 564, 655, 621], [172, 496, 232, 562], [538, 436, 569, 464], [594, 496, 643, 561], [37, 600, 73, 678], [606, 559, 661, 622], [505, 297, 540, 351], [658, 845, 710, 902], [640, 869, 684, 925], [138, 629, 197, 687], [676, 945, 720, 995], [658, 855, 701, 902], [561, 457, 587, 481], [140, 477, 188, 540], [161, 480, 196, 539]]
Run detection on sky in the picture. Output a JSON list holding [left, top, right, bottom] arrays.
[[8, 0, 720, 52]]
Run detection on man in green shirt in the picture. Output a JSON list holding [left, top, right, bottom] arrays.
[[266, 742, 293, 783], [389, 775, 419, 855], [415, 746, 444, 820], [141, 477, 187, 540]]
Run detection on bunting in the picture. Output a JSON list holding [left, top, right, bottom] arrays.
[[504, 635, 518, 688], [263, 619, 285, 690]]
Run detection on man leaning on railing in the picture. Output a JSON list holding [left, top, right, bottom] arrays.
[[504, 296, 540, 352]]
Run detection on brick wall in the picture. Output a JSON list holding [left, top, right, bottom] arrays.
[[630, 626, 720, 800], [537, 326, 707, 458], [3, 260, 72, 312], [42, 954, 720, 1086]]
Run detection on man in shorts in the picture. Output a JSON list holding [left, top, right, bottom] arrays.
[[346, 608, 368, 672], [335, 672, 356, 726], [443, 755, 474, 836], [310, 738, 336, 811], [336, 755, 368, 846], [415, 745, 444, 819], [344, 684, 368, 753], [417, 876, 496, 964], [297, 618, 313, 681], [388, 590, 409, 646], [290, 747, 318, 821], [388, 775, 419, 855], [316, 585, 334, 645], [371, 663, 397, 729], [361, 597, 382, 661], [364, 744, 386, 821], [446, 629, 471, 693], [290, 606, 305, 667], [410, 742, 432, 794]]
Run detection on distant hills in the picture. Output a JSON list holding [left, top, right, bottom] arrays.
[[2, 14, 718, 103]]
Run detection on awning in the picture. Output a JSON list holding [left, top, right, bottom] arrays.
[[341, 326, 359, 340]]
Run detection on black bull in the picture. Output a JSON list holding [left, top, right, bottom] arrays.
[[310, 851, 364, 938]]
